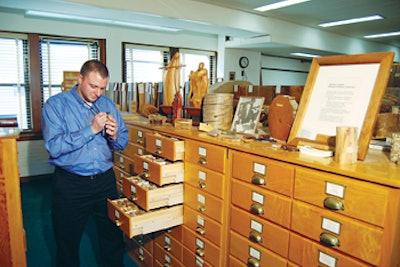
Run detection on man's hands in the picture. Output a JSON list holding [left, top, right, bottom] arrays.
[[91, 112, 118, 140]]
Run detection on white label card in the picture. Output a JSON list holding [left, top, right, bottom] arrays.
[[197, 194, 206, 204], [138, 148, 143, 155], [130, 185, 136, 194], [198, 170, 206, 181], [253, 162, 266, 175], [252, 191, 264, 204], [196, 238, 204, 249], [325, 181, 345, 198], [119, 157, 124, 163], [196, 256, 204, 267], [156, 138, 162, 147], [198, 147, 207, 156], [249, 247, 261, 260], [250, 220, 263, 233], [234, 84, 238, 92], [164, 254, 171, 263], [138, 131, 142, 138], [114, 210, 120, 219], [318, 251, 337, 267], [248, 85, 253, 93], [321, 217, 341, 235], [164, 236, 171, 244], [143, 162, 149, 170], [197, 215, 205, 226]]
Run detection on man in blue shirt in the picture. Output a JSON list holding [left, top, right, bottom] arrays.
[[42, 60, 128, 267]]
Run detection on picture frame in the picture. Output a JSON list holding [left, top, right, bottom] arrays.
[[287, 52, 395, 160], [231, 96, 264, 134]]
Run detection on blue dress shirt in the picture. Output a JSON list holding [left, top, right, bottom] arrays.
[[42, 85, 128, 176]]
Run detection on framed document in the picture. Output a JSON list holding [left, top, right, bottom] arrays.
[[231, 96, 264, 134], [287, 52, 394, 160]]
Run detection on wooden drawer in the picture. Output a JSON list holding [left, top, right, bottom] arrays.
[[289, 233, 373, 267], [184, 184, 224, 223], [154, 232, 183, 261], [185, 162, 225, 198], [185, 140, 226, 173], [107, 198, 183, 238], [127, 125, 150, 145], [122, 141, 146, 157], [183, 205, 222, 246], [165, 225, 183, 243], [291, 200, 383, 266], [122, 176, 183, 211], [134, 154, 184, 186], [182, 226, 222, 267], [230, 205, 289, 258], [146, 132, 184, 161], [154, 242, 185, 267], [229, 255, 245, 267], [294, 167, 388, 227], [113, 151, 135, 175], [232, 150, 294, 197], [230, 231, 287, 267], [125, 233, 154, 255], [126, 239, 153, 267], [231, 179, 292, 228], [182, 246, 213, 267], [113, 166, 129, 184]]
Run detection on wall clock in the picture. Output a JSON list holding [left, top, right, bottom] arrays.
[[239, 56, 249, 68]]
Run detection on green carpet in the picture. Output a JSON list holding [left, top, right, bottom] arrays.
[[20, 177, 138, 267]]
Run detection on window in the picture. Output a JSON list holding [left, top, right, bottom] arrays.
[[0, 33, 30, 130], [180, 49, 216, 85], [40, 37, 100, 103]]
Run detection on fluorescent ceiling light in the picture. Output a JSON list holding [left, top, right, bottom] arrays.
[[25, 10, 181, 32], [254, 0, 311, 12], [319, 15, 383, 28], [364, 31, 400, 39], [291, 52, 320, 58]]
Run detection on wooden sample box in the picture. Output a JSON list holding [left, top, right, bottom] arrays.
[[146, 132, 185, 161]]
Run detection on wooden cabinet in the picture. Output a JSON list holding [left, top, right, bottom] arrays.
[[0, 136, 27, 267]]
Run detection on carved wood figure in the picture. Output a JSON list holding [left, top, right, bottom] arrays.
[[188, 62, 209, 108], [163, 52, 181, 106]]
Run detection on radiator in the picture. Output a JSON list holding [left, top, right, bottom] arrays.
[[17, 140, 54, 177]]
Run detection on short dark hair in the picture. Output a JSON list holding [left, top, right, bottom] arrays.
[[80, 60, 109, 79]]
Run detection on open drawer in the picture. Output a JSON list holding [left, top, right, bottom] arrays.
[[122, 175, 184, 211], [107, 198, 183, 238]]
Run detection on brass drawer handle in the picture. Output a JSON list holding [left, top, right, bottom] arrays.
[[196, 226, 206, 235], [252, 175, 266, 185], [164, 245, 171, 252], [115, 219, 122, 227], [247, 257, 260, 267], [320, 232, 340, 247], [155, 147, 162, 154], [324, 197, 344, 211], [198, 157, 207, 165], [138, 255, 144, 262], [198, 182, 206, 189], [130, 194, 137, 201], [250, 203, 264, 215], [195, 248, 205, 257], [141, 172, 150, 179], [118, 164, 125, 169], [136, 139, 143, 144], [198, 205, 206, 212], [164, 264, 171, 267], [249, 230, 263, 243]]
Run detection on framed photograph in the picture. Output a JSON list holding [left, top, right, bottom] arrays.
[[287, 52, 395, 160], [231, 96, 264, 134]]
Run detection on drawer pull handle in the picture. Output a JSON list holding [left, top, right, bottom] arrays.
[[324, 197, 344, 211], [320, 232, 340, 247], [195, 248, 205, 257], [130, 194, 137, 201], [250, 203, 264, 215], [141, 172, 150, 179], [198, 205, 206, 212], [252, 175, 266, 185], [118, 164, 125, 169], [155, 147, 162, 154], [198, 182, 206, 189], [196, 226, 206, 235], [249, 231, 263, 243], [198, 157, 207, 165], [247, 257, 260, 267], [136, 139, 143, 144], [138, 255, 144, 262], [115, 219, 122, 227], [164, 264, 171, 267], [164, 245, 171, 252]]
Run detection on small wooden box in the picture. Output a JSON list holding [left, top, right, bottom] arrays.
[[113, 151, 135, 175], [122, 176, 183, 211], [146, 133, 185, 161], [134, 154, 184, 186], [107, 198, 183, 238], [174, 118, 192, 130]]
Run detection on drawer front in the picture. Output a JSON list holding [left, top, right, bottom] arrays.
[[183, 205, 222, 246], [184, 184, 224, 223], [185, 140, 226, 173], [154, 242, 185, 267], [165, 225, 183, 243], [146, 133, 185, 161], [294, 167, 388, 227], [113, 166, 129, 185], [289, 233, 373, 267], [125, 234, 154, 255], [291, 200, 383, 265], [122, 141, 146, 158], [134, 154, 184, 186], [182, 226, 221, 267], [126, 240, 153, 267], [123, 176, 183, 211], [107, 198, 183, 238], [230, 231, 287, 267], [154, 232, 183, 261], [182, 246, 213, 267], [127, 125, 150, 145], [232, 150, 294, 197], [231, 179, 292, 228], [185, 162, 225, 198], [113, 151, 135, 175], [230, 205, 289, 258]]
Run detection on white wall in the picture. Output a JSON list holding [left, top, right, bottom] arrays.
[[224, 49, 261, 84]]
